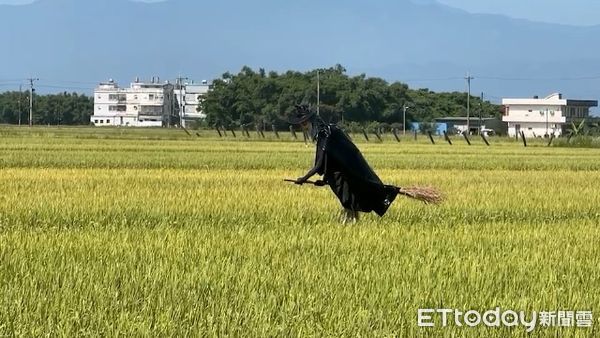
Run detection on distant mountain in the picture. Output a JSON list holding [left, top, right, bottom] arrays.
[[1, 0, 599, 108]]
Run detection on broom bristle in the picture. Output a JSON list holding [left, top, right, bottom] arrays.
[[398, 186, 443, 204]]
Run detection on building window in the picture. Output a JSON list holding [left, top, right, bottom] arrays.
[[107, 119, 111, 124], [139, 106, 163, 115], [109, 105, 127, 112], [100, 120, 104, 124], [109, 94, 126, 101], [94, 120, 98, 123], [149, 94, 155, 100]]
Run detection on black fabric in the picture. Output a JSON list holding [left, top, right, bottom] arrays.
[[310, 123, 398, 216], [288, 104, 315, 124]]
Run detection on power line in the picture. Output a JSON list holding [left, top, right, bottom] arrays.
[[49, 79, 99, 85], [402, 76, 464, 82], [37, 84, 94, 90], [478, 75, 600, 81], [0, 78, 26, 83]]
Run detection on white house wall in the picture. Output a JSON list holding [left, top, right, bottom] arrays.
[[92, 80, 174, 127], [174, 84, 210, 124], [502, 93, 597, 138], [507, 122, 562, 137]]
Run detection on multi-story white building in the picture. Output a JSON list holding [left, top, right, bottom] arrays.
[[93, 78, 175, 127], [173, 80, 210, 127], [502, 93, 597, 137]]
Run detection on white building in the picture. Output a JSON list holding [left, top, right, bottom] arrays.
[[173, 80, 210, 127], [502, 93, 598, 137], [93, 78, 175, 127]]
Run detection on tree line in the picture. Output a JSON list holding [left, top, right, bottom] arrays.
[[0, 91, 93, 125], [199, 65, 500, 130], [0, 65, 501, 127]]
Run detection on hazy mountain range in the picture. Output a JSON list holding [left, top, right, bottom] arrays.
[[1, 0, 599, 108]]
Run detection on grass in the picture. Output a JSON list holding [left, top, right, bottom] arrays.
[[0, 125, 599, 336]]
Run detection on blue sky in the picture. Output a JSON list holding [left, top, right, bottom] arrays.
[[0, 0, 163, 3], [1, 0, 599, 106], [436, 0, 600, 26], [1, 0, 597, 26]]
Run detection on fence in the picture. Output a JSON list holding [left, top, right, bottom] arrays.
[[197, 126, 564, 147]]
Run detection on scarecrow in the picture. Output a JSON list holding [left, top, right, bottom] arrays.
[[287, 105, 441, 223]]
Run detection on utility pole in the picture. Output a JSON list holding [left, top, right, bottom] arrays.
[[176, 75, 188, 128], [18, 84, 22, 126], [316, 70, 320, 116], [403, 105, 410, 135], [545, 108, 549, 137], [27, 78, 39, 127], [465, 73, 474, 134], [170, 89, 175, 128], [479, 92, 483, 135]]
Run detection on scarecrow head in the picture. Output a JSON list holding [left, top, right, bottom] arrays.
[[288, 104, 315, 128]]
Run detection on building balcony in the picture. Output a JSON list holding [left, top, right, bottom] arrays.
[[502, 115, 566, 124]]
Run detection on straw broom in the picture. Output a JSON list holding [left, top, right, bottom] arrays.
[[394, 186, 443, 204], [284, 179, 443, 204]]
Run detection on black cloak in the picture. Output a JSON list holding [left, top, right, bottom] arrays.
[[301, 123, 399, 216]]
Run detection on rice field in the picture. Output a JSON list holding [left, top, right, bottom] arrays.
[[0, 126, 599, 336]]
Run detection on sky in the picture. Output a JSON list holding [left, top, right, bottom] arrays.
[[436, 0, 600, 26], [1, 0, 598, 26], [1, 0, 598, 110], [0, 0, 162, 3], [2, 0, 599, 27]]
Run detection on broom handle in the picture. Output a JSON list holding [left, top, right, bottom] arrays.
[[393, 186, 417, 199], [286, 179, 405, 190], [283, 178, 326, 186], [285, 180, 440, 203]]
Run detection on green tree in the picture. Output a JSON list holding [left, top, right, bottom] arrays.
[[199, 65, 500, 130]]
